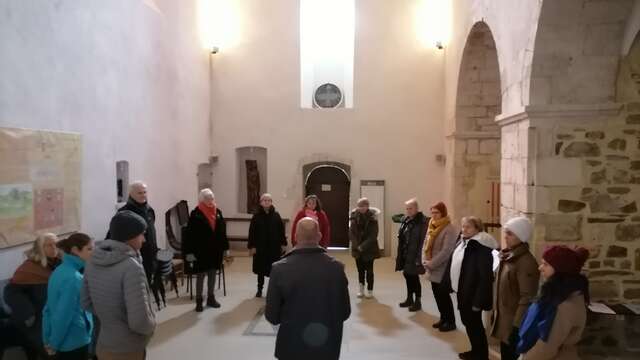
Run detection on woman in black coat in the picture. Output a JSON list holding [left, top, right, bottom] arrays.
[[395, 198, 428, 312], [449, 216, 497, 360], [248, 194, 287, 298], [183, 189, 229, 312], [349, 197, 380, 299]]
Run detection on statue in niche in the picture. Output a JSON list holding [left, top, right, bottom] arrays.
[[246, 160, 261, 214]]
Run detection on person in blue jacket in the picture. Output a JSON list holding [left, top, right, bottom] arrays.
[[42, 233, 94, 359]]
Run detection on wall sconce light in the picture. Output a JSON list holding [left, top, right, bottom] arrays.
[[435, 41, 444, 50], [211, 46, 219, 54]]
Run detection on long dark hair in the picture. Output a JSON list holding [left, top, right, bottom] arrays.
[[58, 233, 92, 254], [304, 194, 323, 212], [538, 272, 590, 307]]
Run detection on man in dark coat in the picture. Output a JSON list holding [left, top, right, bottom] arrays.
[[266, 217, 351, 360], [395, 198, 428, 312], [248, 194, 287, 298], [112, 182, 158, 287]]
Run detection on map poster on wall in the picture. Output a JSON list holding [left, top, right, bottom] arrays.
[[0, 127, 82, 249]]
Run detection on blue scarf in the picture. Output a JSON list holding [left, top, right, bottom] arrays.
[[517, 301, 557, 354]]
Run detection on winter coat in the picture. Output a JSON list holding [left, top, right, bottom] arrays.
[[115, 198, 158, 276], [248, 206, 287, 276], [491, 242, 540, 343], [349, 208, 380, 262], [395, 212, 428, 275], [422, 222, 458, 284], [43, 254, 93, 352], [451, 232, 497, 311], [265, 247, 351, 360], [183, 207, 229, 274], [3, 258, 57, 356], [81, 240, 156, 353], [521, 292, 586, 360], [291, 209, 331, 248]]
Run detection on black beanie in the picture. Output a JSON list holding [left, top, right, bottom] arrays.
[[109, 210, 147, 242]]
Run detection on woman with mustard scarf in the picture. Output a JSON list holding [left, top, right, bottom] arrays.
[[422, 202, 458, 332]]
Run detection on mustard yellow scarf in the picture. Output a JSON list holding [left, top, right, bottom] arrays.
[[424, 216, 451, 260]]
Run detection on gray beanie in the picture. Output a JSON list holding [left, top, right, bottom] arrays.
[[109, 210, 147, 242]]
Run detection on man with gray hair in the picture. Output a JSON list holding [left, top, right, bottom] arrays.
[[111, 181, 160, 306], [265, 217, 351, 360]]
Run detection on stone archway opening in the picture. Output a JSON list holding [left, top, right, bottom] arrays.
[[451, 21, 502, 239]]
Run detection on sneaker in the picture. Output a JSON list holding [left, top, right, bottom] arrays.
[[357, 284, 364, 298], [365, 290, 373, 299]]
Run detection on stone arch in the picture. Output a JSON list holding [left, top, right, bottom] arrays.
[[450, 21, 502, 235], [528, 0, 636, 105]]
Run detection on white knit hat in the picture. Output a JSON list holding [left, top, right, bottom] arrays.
[[504, 217, 533, 243]]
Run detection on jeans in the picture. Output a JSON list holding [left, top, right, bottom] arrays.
[[355, 259, 374, 290]]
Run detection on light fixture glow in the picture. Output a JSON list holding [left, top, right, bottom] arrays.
[[415, 0, 451, 50], [197, 0, 241, 53]]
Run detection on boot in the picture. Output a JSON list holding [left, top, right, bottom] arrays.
[[399, 293, 414, 308], [255, 287, 263, 298], [408, 296, 422, 312], [195, 297, 204, 312], [357, 284, 364, 298], [206, 295, 221, 308]]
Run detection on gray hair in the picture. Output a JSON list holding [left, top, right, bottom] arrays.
[[405, 198, 419, 208], [260, 193, 273, 201], [129, 181, 147, 192], [198, 188, 215, 202], [461, 216, 484, 232], [357, 197, 370, 207]]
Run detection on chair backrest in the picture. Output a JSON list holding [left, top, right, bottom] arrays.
[[166, 200, 189, 255]]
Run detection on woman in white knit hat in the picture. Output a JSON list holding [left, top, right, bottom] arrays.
[[490, 216, 540, 360]]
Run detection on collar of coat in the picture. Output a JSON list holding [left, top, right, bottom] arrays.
[[282, 246, 326, 258], [499, 242, 531, 262], [402, 212, 426, 225]]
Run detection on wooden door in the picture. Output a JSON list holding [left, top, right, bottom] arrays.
[[305, 166, 350, 248]]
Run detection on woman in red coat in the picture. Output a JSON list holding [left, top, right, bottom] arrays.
[[291, 195, 331, 248]]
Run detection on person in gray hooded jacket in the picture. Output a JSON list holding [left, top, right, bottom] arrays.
[[81, 210, 156, 360]]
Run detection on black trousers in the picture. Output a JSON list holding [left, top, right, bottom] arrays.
[[56, 345, 89, 360], [500, 328, 520, 360], [403, 272, 421, 298], [257, 274, 265, 290], [431, 281, 455, 324], [459, 307, 488, 359], [355, 259, 374, 290]]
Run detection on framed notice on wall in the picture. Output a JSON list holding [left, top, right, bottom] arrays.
[[0, 127, 82, 249], [360, 180, 385, 250]]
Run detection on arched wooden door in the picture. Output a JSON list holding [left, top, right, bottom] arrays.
[[305, 166, 350, 248]]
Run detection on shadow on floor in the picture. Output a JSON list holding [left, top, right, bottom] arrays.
[[151, 310, 200, 346], [408, 311, 469, 355], [211, 297, 264, 335], [356, 298, 408, 336]]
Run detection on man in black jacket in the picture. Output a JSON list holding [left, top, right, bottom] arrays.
[[114, 182, 158, 294], [265, 217, 351, 360]]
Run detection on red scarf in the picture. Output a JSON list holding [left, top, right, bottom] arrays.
[[197, 202, 217, 231]]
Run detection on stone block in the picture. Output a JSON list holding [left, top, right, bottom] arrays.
[[530, 77, 552, 105], [633, 216, 640, 222], [467, 139, 479, 155], [583, 23, 625, 56], [603, 259, 615, 267], [479, 139, 499, 155], [615, 223, 640, 242], [607, 187, 630, 194], [557, 134, 575, 140], [586, 160, 602, 167], [623, 288, 640, 300], [606, 155, 629, 161], [620, 201, 638, 214], [563, 142, 601, 157], [631, 161, 640, 171], [607, 245, 627, 258], [585, 131, 605, 140], [627, 114, 640, 125], [589, 194, 620, 213], [622, 129, 638, 135], [538, 158, 583, 186], [589, 280, 619, 300], [589, 245, 602, 258], [558, 199, 586, 213], [613, 169, 630, 184], [555, 142, 563, 155], [538, 214, 582, 242], [628, 102, 640, 113], [607, 138, 627, 151], [620, 260, 631, 270], [589, 270, 633, 278], [589, 261, 601, 269], [587, 217, 625, 223], [458, 106, 487, 118]]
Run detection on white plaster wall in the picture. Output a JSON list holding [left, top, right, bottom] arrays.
[[209, 0, 446, 249], [0, 0, 211, 279]]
